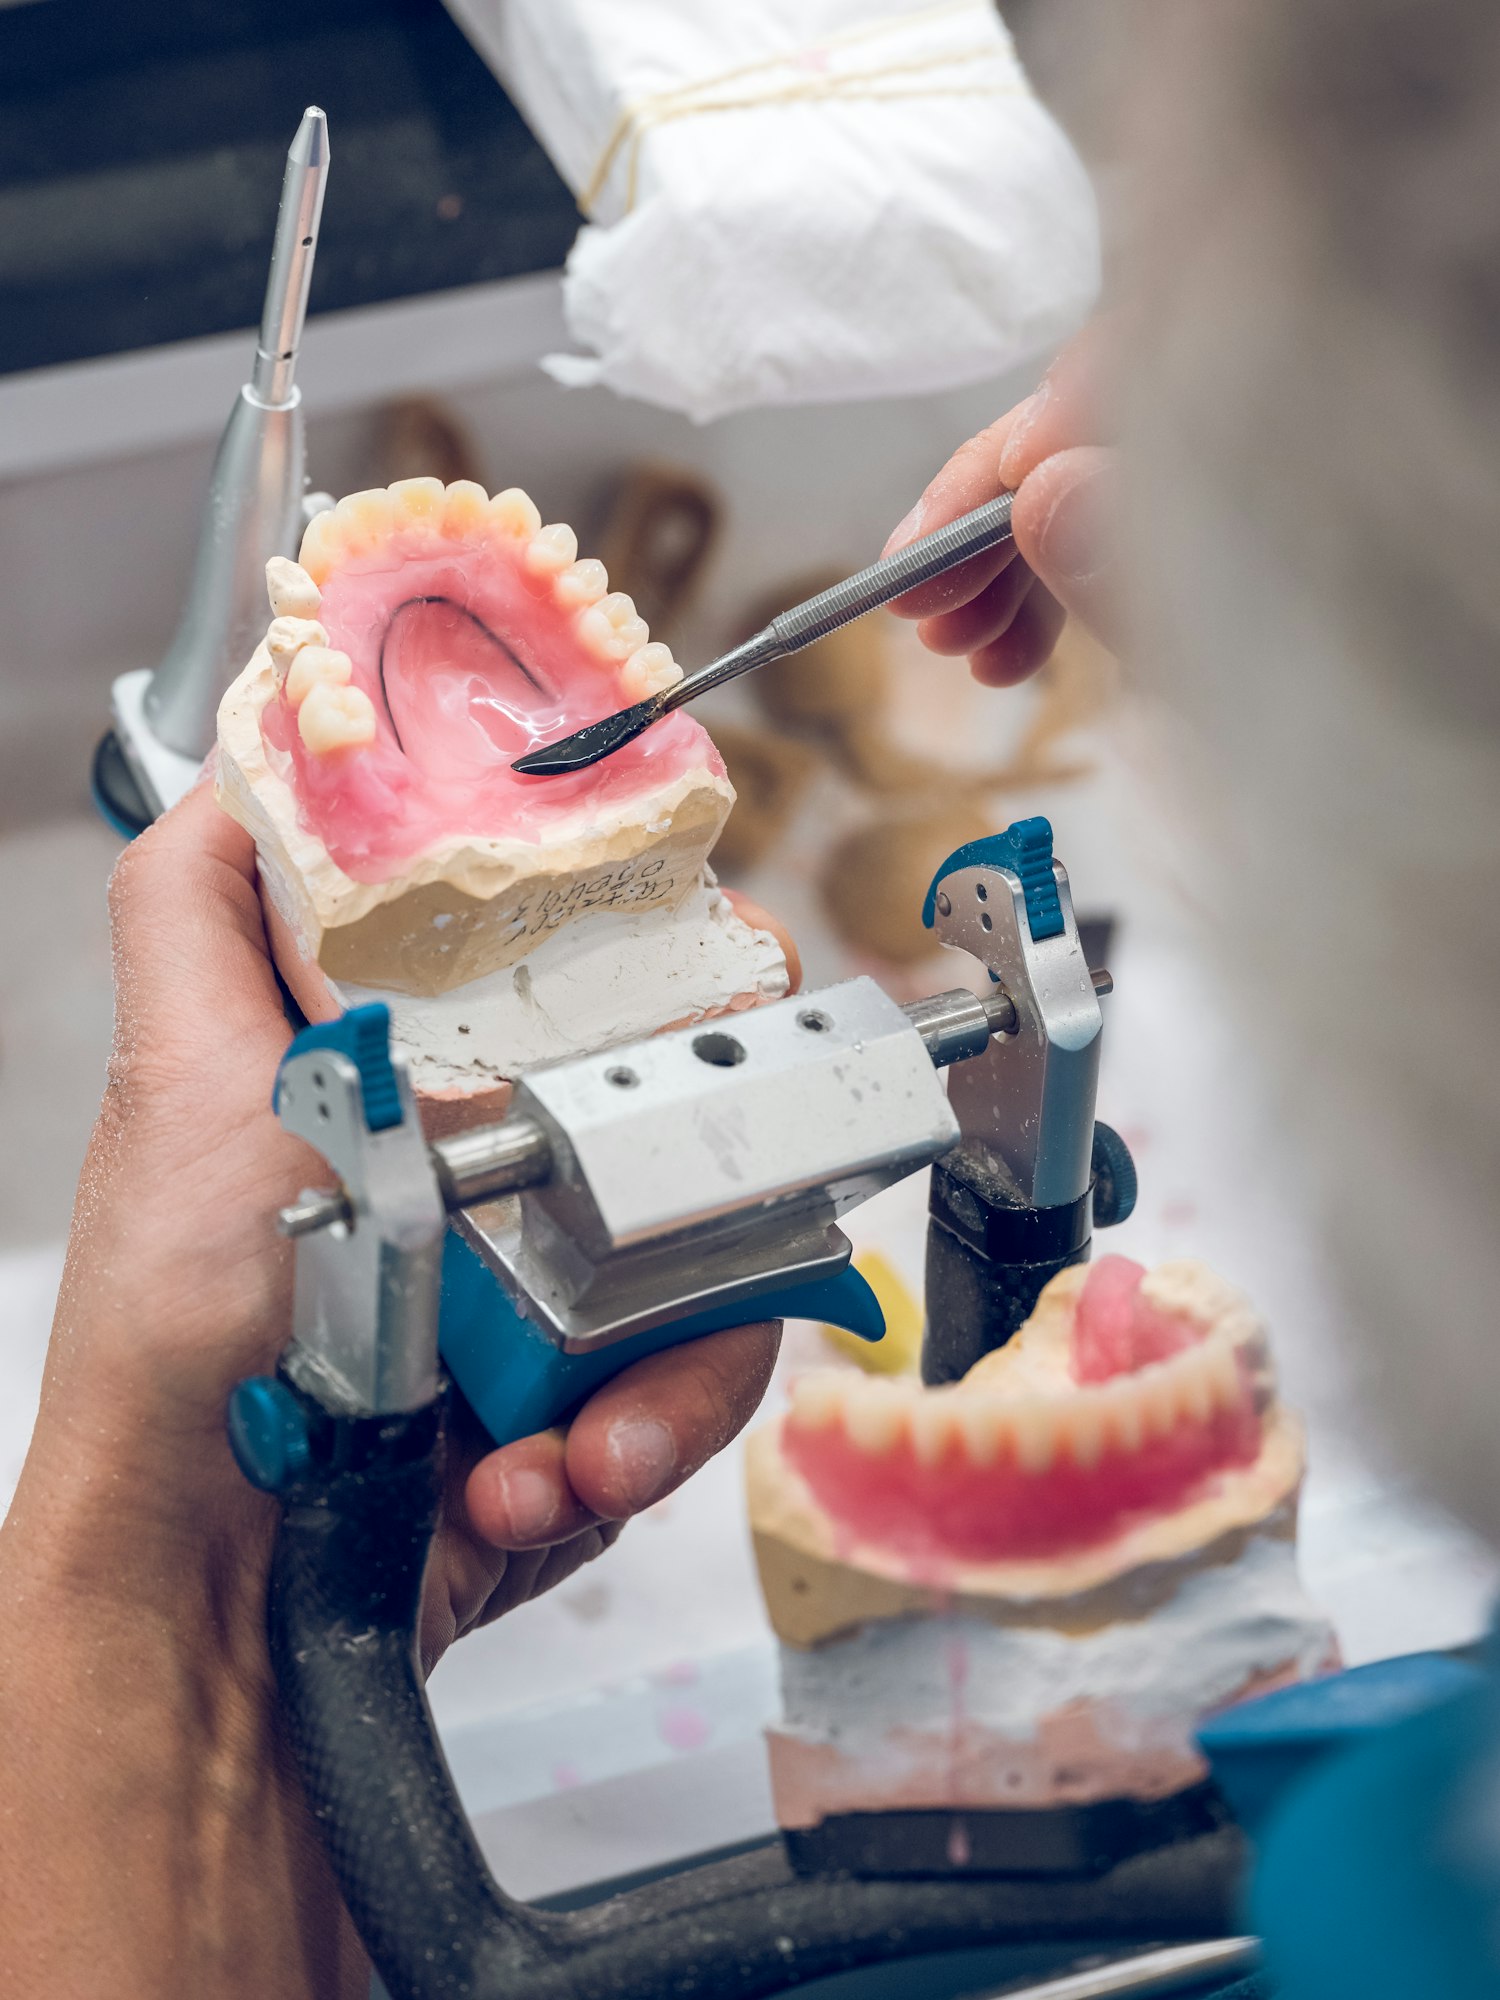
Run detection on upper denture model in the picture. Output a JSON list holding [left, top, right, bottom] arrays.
[[215, 480, 788, 1123], [748, 1256, 1338, 1832]]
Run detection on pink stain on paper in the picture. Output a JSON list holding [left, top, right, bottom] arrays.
[[658, 1704, 711, 1753]]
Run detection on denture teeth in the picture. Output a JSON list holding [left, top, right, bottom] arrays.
[[285, 644, 354, 708], [299, 509, 337, 585], [525, 523, 579, 577], [298, 682, 377, 754], [1011, 1397, 1057, 1474], [1065, 1393, 1106, 1470], [443, 480, 491, 538], [1204, 1337, 1244, 1410], [578, 605, 636, 662], [267, 616, 329, 681], [599, 591, 641, 632], [556, 558, 609, 609], [335, 487, 397, 556], [1102, 1379, 1144, 1453], [265, 556, 321, 620], [843, 1379, 907, 1455], [1178, 1351, 1216, 1425], [488, 487, 542, 539], [956, 1394, 1004, 1468], [388, 476, 446, 527], [909, 1395, 955, 1468], [620, 642, 682, 703], [1141, 1370, 1180, 1439], [788, 1371, 842, 1431]]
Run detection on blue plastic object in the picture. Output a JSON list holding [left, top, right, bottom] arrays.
[[921, 816, 1064, 942], [228, 1374, 312, 1492], [1246, 1651, 1500, 1999], [275, 1002, 403, 1131], [440, 1231, 885, 1447]]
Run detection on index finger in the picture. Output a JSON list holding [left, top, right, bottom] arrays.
[[881, 410, 1028, 621]]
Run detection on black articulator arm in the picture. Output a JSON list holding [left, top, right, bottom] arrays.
[[264, 1377, 1239, 2000]]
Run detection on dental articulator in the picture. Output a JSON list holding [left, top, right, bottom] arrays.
[[91, 107, 1452, 2000]]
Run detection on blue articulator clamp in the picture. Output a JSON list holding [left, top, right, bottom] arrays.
[[921, 814, 1064, 942], [440, 1232, 885, 1448], [274, 1003, 402, 1128]]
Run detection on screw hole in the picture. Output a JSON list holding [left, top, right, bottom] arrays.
[[935, 891, 952, 918], [693, 1031, 747, 1068], [605, 1065, 639, 1089], [317, 1102, 330, 1121], [797, 1008, 832, 1034], [980, 912, 993, 932], [311, 1069, 326, 1089], [975, 882, 988, 902]]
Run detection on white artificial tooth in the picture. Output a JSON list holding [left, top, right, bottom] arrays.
[[335, 487, 397, 547], [388, 476, 446, 525], [578, 605, 634, 662], [443, 480, 491, 537], [556, 558, 609, 609], [1066, 1393, 1106, 1470], [599, 591, 640, 631], [1141, 1368, 1181, 1438], [265, 556, 321, 619], [298, 509, 337, 586], [1103, 1380, 1144, 1453], [525, 523, 579, 577], [1178, 1351, 1216, 1425], [487, 487, 542, 539], [267, 616, 329, 680], [788, 1372, 842, 1430], [842, 1380, 907, 1456], [298, 682, 377, 754], [620, 642, 682, 703], [910, 1396, 954, 1468], [1011, 1397, 1057, 1474], [956, 1394, 1003, 1468], [285, 644, 353, 708]]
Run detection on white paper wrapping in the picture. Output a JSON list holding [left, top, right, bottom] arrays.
[[445, 0, 1100, 420]]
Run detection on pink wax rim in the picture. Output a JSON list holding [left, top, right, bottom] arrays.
[[265, 543, 717, 883], [782, 1258, 1263, 1567]]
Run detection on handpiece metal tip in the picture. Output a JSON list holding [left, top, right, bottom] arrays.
[[290, 106, 329, 164]]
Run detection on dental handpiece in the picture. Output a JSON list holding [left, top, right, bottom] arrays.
[[510, 491, 1015, 777], [142, 107, 329, 761]]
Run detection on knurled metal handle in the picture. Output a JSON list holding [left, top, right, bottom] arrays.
[[769, 492, 1014, 652]]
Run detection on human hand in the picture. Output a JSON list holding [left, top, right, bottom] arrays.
[[0, 779, 789, 1998], [884, 320, 1120, 682]]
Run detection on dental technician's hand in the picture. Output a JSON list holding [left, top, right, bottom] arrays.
[[0, 780, 788, 2000], [884, 320, 1120, 681]]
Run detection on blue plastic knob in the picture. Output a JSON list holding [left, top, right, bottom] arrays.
[[228, 1376, 312, 1493], [1090, 1121, 1138, 1228]]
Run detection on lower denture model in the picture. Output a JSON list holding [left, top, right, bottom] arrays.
[[215, 481, 788, 1127], [749, 1256, 1337, 1847]]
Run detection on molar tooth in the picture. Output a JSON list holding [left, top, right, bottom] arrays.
[[525, 523, 579, 577], [488, 487, 542, 539], [842, 1379, 908, 1456], [299, 509, 337, 585], [909, 1395, 954, 1468], [265, 556, 321, 619], [285, 644, 353, 708], [298, 682, 376, 754], [1011, 1396, 1057, 1474], [1177, 1351, 1216, 1425], [1204, 1337, 1244, 1410], [267, 616, 329, 681], [599, 591, 641, 632], [620, 642, 682, 703], [1141, 1369, 1181, 1438], [388, 476, 446, 526], [443, 480, 491, 538], [788, 1372, 842, 1430], [556, 558, 609, 609], [578, 605, 635, 662]]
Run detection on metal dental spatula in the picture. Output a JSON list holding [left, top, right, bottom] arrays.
[[510, 490, 1015, 777]]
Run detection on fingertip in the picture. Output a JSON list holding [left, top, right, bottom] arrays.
[[464, 1429, 600, 1549], [969, 585, 1068, 687]]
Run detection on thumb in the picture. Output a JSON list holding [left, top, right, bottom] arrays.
[[1009, 446, 1122, 652]]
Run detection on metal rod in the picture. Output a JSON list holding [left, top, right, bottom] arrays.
[[252, 106, 329, 408], [979, 1937, 1260, 2000]]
